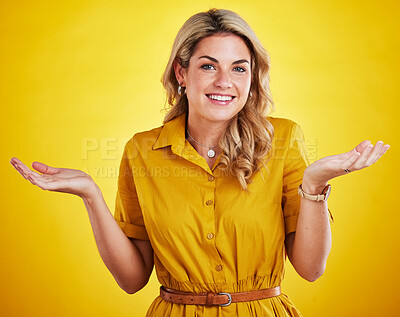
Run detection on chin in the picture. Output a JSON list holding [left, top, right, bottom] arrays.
[[209, 107, 243, 122], [205, 113, 239, 124]]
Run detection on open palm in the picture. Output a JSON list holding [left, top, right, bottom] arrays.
[[304, 140, 390, 187], [10, 157, 95, 198]]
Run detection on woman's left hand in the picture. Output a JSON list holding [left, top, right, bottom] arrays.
[[302, 140, 390, 193]]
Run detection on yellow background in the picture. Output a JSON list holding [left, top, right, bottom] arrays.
[[1, 0, 399, 316]]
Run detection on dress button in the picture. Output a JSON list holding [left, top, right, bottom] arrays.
[[215, 264, 223, 272], [208, 175, 215, 182], [207, 233, 214, 240], [206, 200, 213, 206]]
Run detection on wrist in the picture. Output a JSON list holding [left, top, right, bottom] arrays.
[[302, 168, 329, 194], [81, 181, 101, 203], [302, 174, 327, 195]]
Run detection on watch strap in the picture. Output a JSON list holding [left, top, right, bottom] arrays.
[[298, 184, 331, 202]]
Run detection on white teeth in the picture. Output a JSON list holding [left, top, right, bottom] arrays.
[[208, 94, 234, 101]]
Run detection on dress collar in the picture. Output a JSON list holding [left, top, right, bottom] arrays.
[[152, 113, 187, 151], [152, 113, 220, 174]]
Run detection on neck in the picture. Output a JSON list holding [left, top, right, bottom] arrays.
[[186, 115, 227, 150]]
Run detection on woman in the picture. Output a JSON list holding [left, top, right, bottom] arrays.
[[10, 9, 389, 317]]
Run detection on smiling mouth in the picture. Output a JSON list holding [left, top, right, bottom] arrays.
[[206, 94, 236, 102]]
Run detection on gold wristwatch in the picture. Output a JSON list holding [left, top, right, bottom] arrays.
[[298, 184, 331, 202]]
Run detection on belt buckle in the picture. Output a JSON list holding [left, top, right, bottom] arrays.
[[217, 292, 232, 306]]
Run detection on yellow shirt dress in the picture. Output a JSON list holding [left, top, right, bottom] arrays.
[[114, 113, 308, 316]]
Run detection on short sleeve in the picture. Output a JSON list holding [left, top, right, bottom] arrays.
[[114, 139, 149, 240], [282, 122, 309, 235]]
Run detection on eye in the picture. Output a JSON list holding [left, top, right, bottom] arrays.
[[201, 64, 215, 70], [233, 66, 246, 73]]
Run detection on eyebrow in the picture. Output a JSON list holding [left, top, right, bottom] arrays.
[[198, 55, 250, 65]]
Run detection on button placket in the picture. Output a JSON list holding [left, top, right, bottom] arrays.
[[203, 172, 225, 281]]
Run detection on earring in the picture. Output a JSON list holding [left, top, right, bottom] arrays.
[[248, 91, 253, 99], [178, 84, 186, 96]]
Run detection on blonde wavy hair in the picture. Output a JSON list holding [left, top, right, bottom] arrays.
[[162, 9, 274, 190]]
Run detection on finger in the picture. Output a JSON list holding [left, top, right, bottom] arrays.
[[32, 161, 60, 175], [10, 158, 53, 180], [10, 157, 33, 171], [10, 157, 24, 166], [10, 159, 31, 179], [10, 157, 29, 170], [27, 173, 61, 191], [14, 161, 36, 178], [12, 160, 44, 181], [10, 159, 21, 172], [26, 173, 46, 189], [339, 140, 370, 161], [25, 172, 38, 186], [341, 148, 361, 170], [371, 144, 390, 164], [349, 143, 374, 170], [364, 141, 383, 166], [12, 164, 28, 179], [11, 160, 38, 185], [355, 140, 372, 154], [31, 174, 73, 192]]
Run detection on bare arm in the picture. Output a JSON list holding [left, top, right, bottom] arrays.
[[82, 184, 153, 293], [285, 197, 331, 282], [285, 140, 389, 282], [10, 157, 153, 294]]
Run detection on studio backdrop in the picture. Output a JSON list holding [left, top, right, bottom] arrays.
[[2, 0, 399, 316]]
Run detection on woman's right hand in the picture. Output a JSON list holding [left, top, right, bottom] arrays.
[[10, 157, 97, 199]]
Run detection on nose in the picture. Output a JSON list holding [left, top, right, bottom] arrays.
[[214, 70, 232, 89]]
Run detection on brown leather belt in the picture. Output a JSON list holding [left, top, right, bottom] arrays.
[[160, 285, 281, 306]]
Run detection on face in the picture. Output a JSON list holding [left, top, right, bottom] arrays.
[[175, 33, 252, 126]]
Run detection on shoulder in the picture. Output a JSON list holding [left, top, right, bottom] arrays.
[[124, 125, 164, 154], [267, 116, 303, 139], [132, 126, 163, 143]]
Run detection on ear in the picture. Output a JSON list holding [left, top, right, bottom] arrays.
[[173, 58, 187, 87]]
